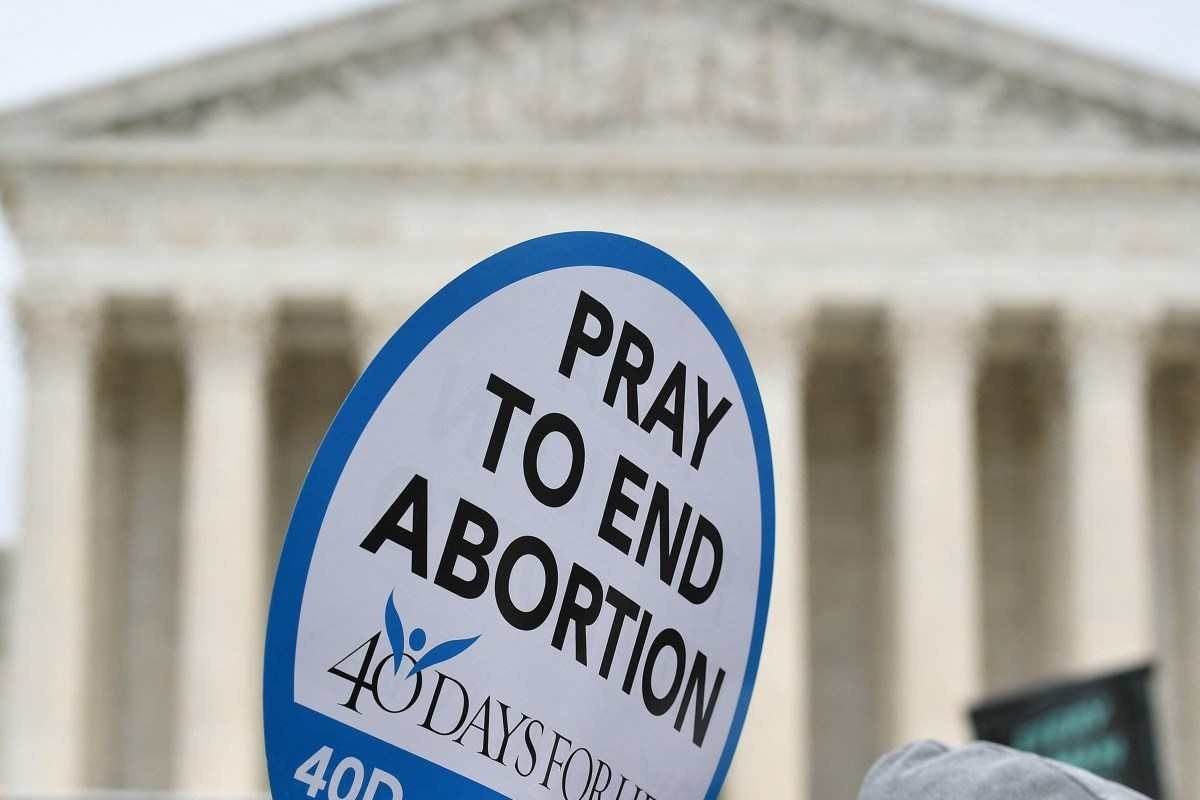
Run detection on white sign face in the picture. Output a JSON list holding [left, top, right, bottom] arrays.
[[265, 233, 774, 800]]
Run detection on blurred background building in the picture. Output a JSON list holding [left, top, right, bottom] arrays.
[[1, 0, 1199, 798]]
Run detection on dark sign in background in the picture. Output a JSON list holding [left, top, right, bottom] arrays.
[[970, 664, 1162, 798]]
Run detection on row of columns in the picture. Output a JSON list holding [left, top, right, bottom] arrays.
[[729, 304, 1157, 799], [4, 293, 1161, 795], [5, 292, 406, 793]]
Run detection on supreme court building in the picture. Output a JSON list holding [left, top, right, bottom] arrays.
[[2, 0, 1200, 797]]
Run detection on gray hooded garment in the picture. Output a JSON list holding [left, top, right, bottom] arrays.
[[858, 741, 1151, 800]]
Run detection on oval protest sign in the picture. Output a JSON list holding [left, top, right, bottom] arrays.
[[264, 232, 775, 800]]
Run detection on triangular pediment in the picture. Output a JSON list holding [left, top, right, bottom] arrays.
[[4, 0, 1200, 149]]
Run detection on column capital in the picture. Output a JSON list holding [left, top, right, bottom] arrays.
[[1061, 302, 1159, 353], [734, 307, 816, 369], [1061, 302, 1159, 395], [888, 302, 986, 356], [13, 285, 103, 363], [177, 289, 275, 364]]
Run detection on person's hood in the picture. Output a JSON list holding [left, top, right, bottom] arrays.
[[858, 740, 1151, 800]]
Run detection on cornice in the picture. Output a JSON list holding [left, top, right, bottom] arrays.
[[3, 140, 1200, 187]]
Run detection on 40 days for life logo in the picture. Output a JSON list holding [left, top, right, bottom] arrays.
[[326, 592, 480, 711], [264, 233, 775, 800]]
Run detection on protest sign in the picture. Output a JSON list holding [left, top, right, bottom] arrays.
[[264, 233, 774, 800], [971, 664, 1161, 797]]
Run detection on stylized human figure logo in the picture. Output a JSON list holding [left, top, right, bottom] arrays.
[[384, 590, 480, 678]]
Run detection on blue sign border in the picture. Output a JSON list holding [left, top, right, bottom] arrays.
[[264, 231, 776, 800]]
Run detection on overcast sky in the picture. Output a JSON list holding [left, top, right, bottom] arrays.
[[1, 0, 1198, 543]]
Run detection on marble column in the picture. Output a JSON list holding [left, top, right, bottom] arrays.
[[728, 312, 811, 800], [175, 294, 273, 792], [1062, 309, 1153, 669], [5, 290, 101, 791], [889, 306, 982, 745]]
